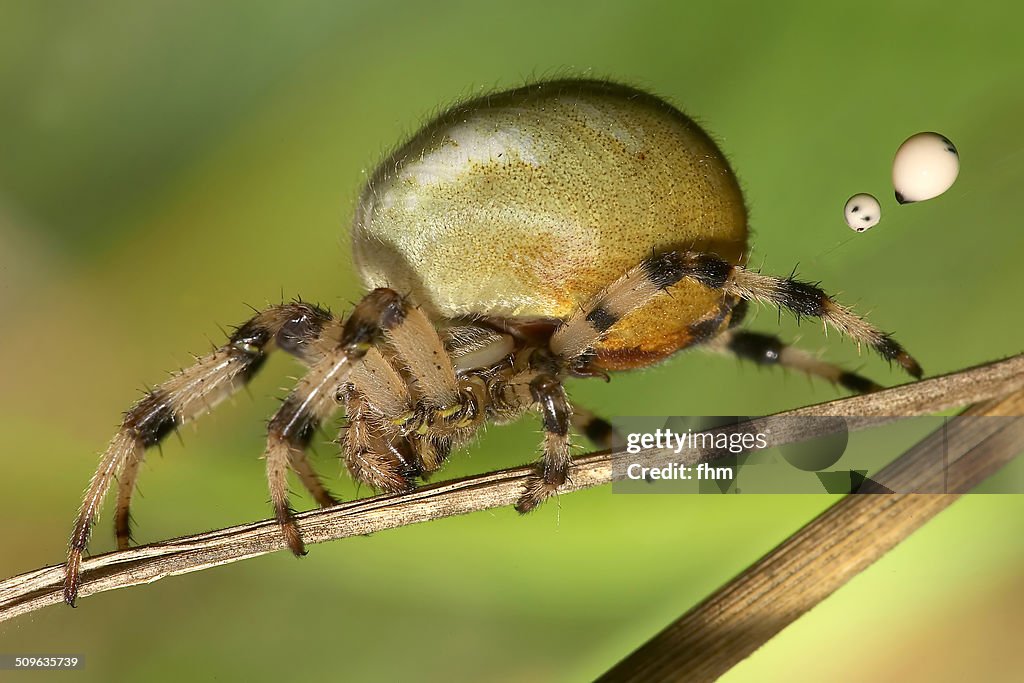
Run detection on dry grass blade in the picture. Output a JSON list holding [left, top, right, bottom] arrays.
[[0, 354, 1021, 624], [598, 381, 1024, 682]]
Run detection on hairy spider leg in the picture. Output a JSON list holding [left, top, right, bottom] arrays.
[[65, 302, 338, 606], [551, 250, 922, 379]]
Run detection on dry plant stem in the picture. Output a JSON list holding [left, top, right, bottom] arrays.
[[598, 386, 1024, 683], [0, 354, 1021, 624]]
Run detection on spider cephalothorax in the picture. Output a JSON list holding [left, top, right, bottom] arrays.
[[64, 79, 921, 605]]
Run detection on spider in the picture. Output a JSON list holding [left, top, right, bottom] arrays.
[[63, 78, 922, 606]]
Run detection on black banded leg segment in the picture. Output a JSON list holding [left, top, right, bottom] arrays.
[[651, 252, 922, 377], [571, 406, 617, 450], [64, 302, 335, 606], [114, 303, 340, 549], [710, 329, 882, 394], [727, 298, 749, 329], [551, 257, 672, 363], [553, 251, 921, 379], [516, 376, 573, 513]]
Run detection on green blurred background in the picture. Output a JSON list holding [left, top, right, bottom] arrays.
[[1, 1, 1022, 681]]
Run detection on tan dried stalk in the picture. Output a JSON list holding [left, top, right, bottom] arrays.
[[0, 354, 1021, 627]]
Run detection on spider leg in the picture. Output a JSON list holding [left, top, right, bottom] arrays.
[[113, 315, 345, 550], [570, 405, 617, 449], [344, 305, 479, 485], [263, 287, 420, 555], [348, 348, 415, 430], [515, 374, 573, 513], [65, 302, 336, 606], [355, 299, 504, 478], [264, 350, 351, 556], [287, 443, 340, 509], [380, 299, 460, 409], [338, 386, 421, 493], [114, 311, 344, 549], [343, 310, 522, 493], [550, 251, 922, 379], [704, 329, 881, 394], [699, 297, 879, 393], [272, 315, 348, 509], [114, 448, 143, 550], [338, 346, 421, 490]]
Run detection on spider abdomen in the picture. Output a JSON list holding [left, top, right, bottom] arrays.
[[352, 79, 748, 370]]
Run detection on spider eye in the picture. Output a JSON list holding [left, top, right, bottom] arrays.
[[844, 193, 881, 232], [893, 132, 959, 204]]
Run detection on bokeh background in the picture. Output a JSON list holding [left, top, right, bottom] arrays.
[[1, 1, 1022, 681]]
